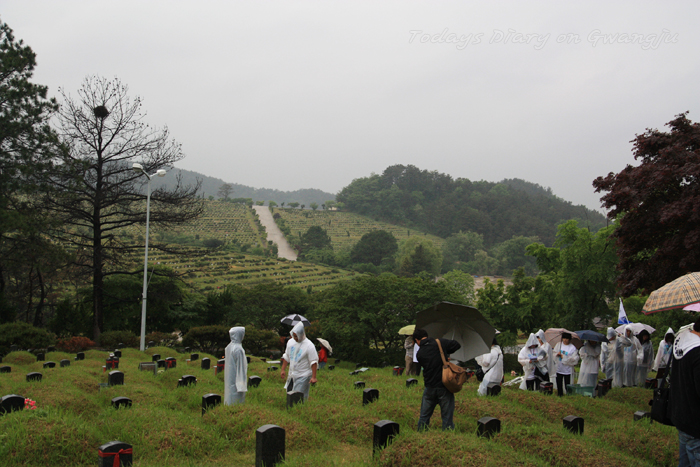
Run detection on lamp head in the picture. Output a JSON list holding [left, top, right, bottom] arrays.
[[156, 169, 166, 177], [132, 163, 144, 171]]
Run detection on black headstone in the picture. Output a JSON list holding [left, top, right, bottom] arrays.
[[26, 372, 42, 382], [328, 365, 335, 370], [106, 359, 119, 370], [0, 394, 25, 415], [201, 358, 211, 370], [256, 424, 285, 467], [486, 385, 502, 396], [363, 388, 379, 406], [406, 378, 418, 388], [477, 416, 501, 438], [634, 411, 652, 422], [269, 366, 278, 372], [349, 370, 358, 376], [117, 343, 124, 349], [249, 376, 262, 388], [539, 382, 553, 395], [157, 359, 166, 369], [645, 378, 658, 390], [335, 359, 341, 364], [354, 381, 365, 389], [165, 357, 177, 369], [43, 361, 56, 369], [0, 366, 11, 373], [202, 393, 221, 416], [247, 356, 251, 364], [190, 353, 199, 361], [108, 371, 125, 386], [36, 352, 45, 362], [47, 346, 56, 352], [98, 440, 133, 467], [563, 415, 584, 434], [185, 347, 191, 352], [373, 420, 399, 454], [113, 350, 122, 359], [179, 375, 197, 386], [76, 352, 85, 361], [148, 341, 155, 347], [392, 366, 404, 376], [60, 359, 70, 368], [152, 354, 161, 362], [286, 391, 304, 408], [111, 397, 132, 409]]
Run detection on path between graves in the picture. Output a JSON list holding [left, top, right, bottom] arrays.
[[253, 205, 298, 261]]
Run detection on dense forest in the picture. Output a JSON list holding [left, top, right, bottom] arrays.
[[336, 165, 607, 247]]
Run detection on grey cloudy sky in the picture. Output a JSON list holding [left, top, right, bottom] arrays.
[[3, 1, 699, 211]]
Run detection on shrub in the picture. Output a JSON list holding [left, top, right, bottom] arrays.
[[181, 325, 230, 356], [0, 322, 55, 356], [98, 330, 139, 349], [243, 327, 280, 356], [56, 336, 96, 353], [145, 331, 179, 347]]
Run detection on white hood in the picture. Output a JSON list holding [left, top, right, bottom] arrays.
[[673, 329, 700, 359]]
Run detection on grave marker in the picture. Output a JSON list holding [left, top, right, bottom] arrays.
[[634, 411, 652, 422], [43, 361, 56, 369], [98, 440, 133, 467], [0, 366, 10, 373], [539, 382, 553, 395], [255, 424, 285, 467], [0, 394, 24, 415], [165, 357, 177, 369], [36, 352, 45, 361], [202, 393, 221, 415], [286, 391, 304, 408], [249, 376, 262, 388], [201, 358, 211, 370], [26, 372, 42, 382], [60, 359, 70, 368], [111, 397, 132, 409], [138, 362, 157, 374], [108, 371, 124, 386], [562, 415, 584, 434], [363, 388, 379, 406], [477, 417, 501, 438], [114, 350, 122, 359], [190, 353, 199, 361], [328, 365, 335, 370], [392, 366, 404, 376], [354, 381, 365, 389], [106, 359, 119, 370], [178, 375, 197, 387], [152, 354, 160, 362], [157, 359, 166, 369], [373, 420, 399, 454], [406, 378, 418, 388], [76, 352, 85, 361], [486, 385, 502, 396]]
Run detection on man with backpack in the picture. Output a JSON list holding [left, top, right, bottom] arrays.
[[413, 328, 461, 431]]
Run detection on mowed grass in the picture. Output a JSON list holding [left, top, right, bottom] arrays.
[[0, 349, 678, 466]]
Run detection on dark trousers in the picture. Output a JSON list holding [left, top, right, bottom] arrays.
[[417, 387, 455, 431], [556, 373, 571, 397]]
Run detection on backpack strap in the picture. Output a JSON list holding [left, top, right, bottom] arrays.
[[436, 339, 448, 366]]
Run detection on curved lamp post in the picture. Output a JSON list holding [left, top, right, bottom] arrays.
[[132, 163, 166, 351]]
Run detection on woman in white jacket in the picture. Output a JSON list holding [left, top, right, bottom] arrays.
[[518, 334, 541, 390], [578, 341, 601, 387], [553, 332, 579, 396], [476, 338, 504, 396], [652, 328, 674, 378], [535, 329, 554, 383]]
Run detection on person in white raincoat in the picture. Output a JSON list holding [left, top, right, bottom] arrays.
[[224, 326, 248, 405], [518, 334, 542, 390], [622, 326, 639, 387], [611, 327, 632, 388], [652, 328, 675, 377], [635, 329, 654, 387], [553, 333, 579, 396], [280, 322, 318, 400], [577, 340, 601, 387], [599, 327, 616, 379], [475, 338, 503, 396], [535, 329, 554, 383]]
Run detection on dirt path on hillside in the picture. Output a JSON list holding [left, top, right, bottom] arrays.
[[253, 206, 298, 261]]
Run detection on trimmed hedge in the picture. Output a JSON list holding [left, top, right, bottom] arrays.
[[0, 322, 55, 356]]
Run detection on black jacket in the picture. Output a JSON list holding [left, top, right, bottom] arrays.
[[416, 337, 461, 389], [669, 345, 700, 438]]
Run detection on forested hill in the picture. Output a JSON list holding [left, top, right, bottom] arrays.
[[336, 165, 607, 247], [152, 168, 336, 206]]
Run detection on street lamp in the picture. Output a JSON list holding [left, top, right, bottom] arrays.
[[132, 163, 167, 351]]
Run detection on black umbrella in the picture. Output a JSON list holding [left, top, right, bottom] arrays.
[[574, 330, 609, 343], [280, 314, 310, 327]]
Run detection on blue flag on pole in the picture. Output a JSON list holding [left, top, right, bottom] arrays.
[[618, 298, 631, 325]]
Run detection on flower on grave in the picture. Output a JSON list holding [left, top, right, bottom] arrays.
[[511, 371, 517, 377], [24, 398, 37, 410]]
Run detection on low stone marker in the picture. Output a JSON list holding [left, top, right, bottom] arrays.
[[190, 353, 199, 361], [202, 393, 221, 415], [106, 359, 119, 370], [36, 352, 45, 361], [0, 394, 25, 415], [201, 358, 211, 370], [477, 416, 501, 438], [406, 378, 418, 388], [147, 341, 155, 347], [177, 375, 197, 388], [157, 359, 166, 369], [111, 397, 132, 409], [26, 372, 42, 382], [108, 371, 124, 386], [563, 415, 584, 434], [113, 350, 122, 358], [328, 365, 335, 370], [0, 366, 10, 373], [47, 346, 56, 352], [286, 391, 304, 408], [117, 343, 124, 349], [354, 381, 365, 389], [373, 420, 399, 454], [138, 362, 157, 374], [349, 370, 359, 376], [256, 424, 285, 467], [43, 361, 56, 369], [634, 411, 652, 422], [215, 359, 225, 375], [392, 366, 404, 376], [539, 382, 553, 395], [165, 357, 177, 369], [76, 352, 85, 361], [98, 440, 133, 467], [152, 354, 160, 362], [249, 376, 262, 388], [335, 359, 341, 364], [60, 359, 70, 368], [247, 356, 251, 364], [267, 366, 278, 372], [486, 385, 502, 396], [363, 388, 379, 406]]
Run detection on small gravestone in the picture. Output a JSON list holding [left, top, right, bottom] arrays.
[[36, 352, 45, 361], [152, 354, 160, 362], [563, 415, 584, 434], [539, 382, 553, 395], [406, 378, 418, 388], [157, 359, 166, 369], [328, 365, 335, 370], [106, 359, 119, 370], [215, 359, 225, 375], [0, 394, 25, 415], [249, 376, 262, 388], [349, 370, 358, 376], [202, 393, 221, 416], [392, 366, 404, 376], [76, 352, 85, 361], [178, 375, 197, 387], [111, 397, 132, 409], [190, 353, 199, 361], [477, 417, 501, 438], [43, 361, 56, 369], [108, 371, 124, 386], [373, 420, 399, 454], [138, 362, 157, 374], [165, 357, 177, 369], [26, 372, 42, 382], [335, 359, 341, 364], [354, 381, 365, 389], [114, 350, 122, 359], [363, 388, 379, 406], [256, 424, 285, 467], [268, 366, 278, 372], [287, 391, 304, 408], [247, 356, 251, 364], [260, 358, 267, 362], [486, 385, 502, 396], [117, 343, 124, 349], [0, 366, 10, 373], [645, 378, 657, 390], [185, 347, 191, 352], [148, 341, 155, 347], [634, 411, 652, 422], [60, 359, 70, 368], [201, 358, 211, 370], [47, 345, 56, 352], [98, 440, 132, 467]]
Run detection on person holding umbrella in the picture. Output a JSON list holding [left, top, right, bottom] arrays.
[[316, 338, 332, 370], [280, 322, 318, 401], [578, 340, 601, 388]]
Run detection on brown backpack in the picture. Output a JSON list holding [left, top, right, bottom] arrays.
[[436, 339, 468, 393]]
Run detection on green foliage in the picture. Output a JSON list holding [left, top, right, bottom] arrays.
[[0, 322, 55, 354], [98, 330, 139, 348], [299, 226, 332, 253], [144, 331, 179, 347], [47, 298, 91, 338], [441, 231, 484, 273], [242, 327, 280, 356], [181, 325, 230, 355], [489, 235, 539, 276], [56, 336, 95, 352], [440, 270, 475, 306], [396, 237, 442, 277], [350, 229, 398, 267]]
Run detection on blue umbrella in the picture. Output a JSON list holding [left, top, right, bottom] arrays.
[[574, 330, 608, 343]]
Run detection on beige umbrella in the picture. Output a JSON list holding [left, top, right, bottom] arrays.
[[398, 325, 416, 336], [643, 272, 700, 314], [316, 338, 332, 355], [544, 328, 583, 349]]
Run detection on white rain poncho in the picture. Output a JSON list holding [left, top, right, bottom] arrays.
[[599, 327, 616, 379], [476, 344, 503, 396], [622, 326, 639, 387], [224, 326, 248, 405], [517, 334, 542, 390], [636, 337, 654, 386], [282, 322, 319, 400], [653, 328, 675, 371], [610, 328, 632, 388], [535, 329, 554, 382], [578, 341, 601, 387]]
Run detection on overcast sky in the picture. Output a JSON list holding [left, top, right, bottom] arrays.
[[3, 1, 699, 211]]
